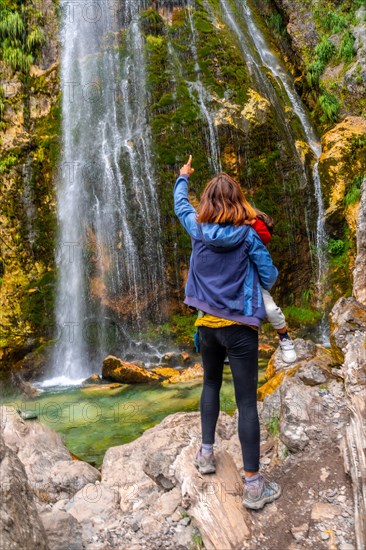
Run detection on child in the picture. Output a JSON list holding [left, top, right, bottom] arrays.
[[193, 204, 297, 364], [249, 208, 297, 363]]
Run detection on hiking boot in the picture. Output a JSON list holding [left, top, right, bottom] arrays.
[[194, 447, 216, 474], [279, 337, 297, 364], [242, 474, 281, 510]]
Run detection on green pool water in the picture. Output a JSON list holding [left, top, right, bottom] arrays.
[[3, 362, 268, 467]]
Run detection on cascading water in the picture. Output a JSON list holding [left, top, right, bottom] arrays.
[[187, 0, 221, 174], [218, 0, 330, 341], [47, 0, 165, 385]]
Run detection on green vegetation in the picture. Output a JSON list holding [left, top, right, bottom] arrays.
[[282, 305, 322, 327], [0, 154, 18, 174], [318, 90, 340, 123], [266, 414, 280, 437], [0, 0, 44, 73], [192, 530, 204, 549], [328, 239, 347, 257], [307, 38, 335, 88], [339, 30, 356, 63], [344, 174, 365, 205]]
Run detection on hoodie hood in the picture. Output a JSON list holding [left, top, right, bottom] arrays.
[[199, 223, 251, 251]]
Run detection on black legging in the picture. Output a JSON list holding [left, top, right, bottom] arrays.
[[198, 324, 260, 472]]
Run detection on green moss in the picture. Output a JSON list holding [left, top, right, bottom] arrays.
[[0, 154, 18, 175], [140, 8, 165, 37]]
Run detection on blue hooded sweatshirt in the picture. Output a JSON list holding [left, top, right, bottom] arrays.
[[174, 174, 278, 328]]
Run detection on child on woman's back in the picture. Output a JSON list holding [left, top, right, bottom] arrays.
[[249, 209, 297, 363]]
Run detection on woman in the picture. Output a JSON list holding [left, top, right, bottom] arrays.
[[174, 156, 281, 510]]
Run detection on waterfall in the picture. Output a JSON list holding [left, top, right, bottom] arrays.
[[187, 1, 222, 174], [219, 0, 329, 339], [47, 0, 165, 386]]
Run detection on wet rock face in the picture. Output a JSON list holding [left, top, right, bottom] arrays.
[[272, 0, 318, 60], [0, 429, 49, 550]]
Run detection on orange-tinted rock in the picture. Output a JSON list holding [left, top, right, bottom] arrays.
[[151, 367, 178, 379], [161, 363, 203, 385], [102, 355, 160, 383]]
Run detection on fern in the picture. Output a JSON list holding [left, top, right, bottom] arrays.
[[319, 91, 340, 123], [26, 28, 45, 51], [339, 31, 355, 63]]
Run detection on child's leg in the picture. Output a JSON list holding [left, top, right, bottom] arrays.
[[261, 288, 287, 331], [261, 288, 297, 363]]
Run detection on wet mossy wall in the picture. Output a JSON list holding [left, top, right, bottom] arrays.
[[2, 0, 364, 362], [0, 0, 60, 360], [259, 0, 366, 130], [142, 1, 317, 309]]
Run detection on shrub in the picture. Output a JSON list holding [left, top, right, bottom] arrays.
[[322, 12, 347, 33], [319, 91, 340, 123], [307, 59, 324, 87], [328, 239, 346, 256], [344, 174, 364, 205], [339, 30, 355, 63], [315, 37, 336, 65]]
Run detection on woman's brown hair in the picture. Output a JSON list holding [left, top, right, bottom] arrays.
[[197, 172, 256, 226]]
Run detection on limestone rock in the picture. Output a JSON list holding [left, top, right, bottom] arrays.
[[329, 297, 366, 367], [241, 88, 271, 126], [173, 443, 251, 549], [102, 355, 160, 383], [296, 364, 327, 386], [353, 179, 366, 306], [272, 0, 318, 60], [311, 502, 342, 521], [151, 366, 178, 379], [320, 116, 366, 233], [279, 377, 320, 452], [152, 487, 181, 518], [65, 484, 119, 533], [40, 510, 83, 550], [82, 373, 102, 385], [161, 363, 203, 385], [47, 460, 100, 499], [0, 428, 49, 550], [265, 338, 317, 380], [0, 406, 100, 504]]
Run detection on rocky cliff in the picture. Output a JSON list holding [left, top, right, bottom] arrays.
[[0, 0, 365, 371]]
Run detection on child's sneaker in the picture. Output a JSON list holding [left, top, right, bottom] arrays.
[[194, 447, 216, 474], [279, 337, 297, 363], [242, 474, 281, 510]]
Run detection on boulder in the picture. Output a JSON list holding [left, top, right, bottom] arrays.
[[102, 355, 160, 383], [257, 338, 317, 399], [151, 366, 178, 379], [0, 428, 49, 549], [47, 460, 100, 500], [265, 338, 317, 380], [279, 377, 321, 453], [40, 510, 82, 550], [82, 373, 102, 385], [0, 406, 99, 504], [161, 363, 203, 385]]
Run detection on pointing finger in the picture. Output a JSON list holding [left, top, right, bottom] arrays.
[[187, 155, 192, 166]]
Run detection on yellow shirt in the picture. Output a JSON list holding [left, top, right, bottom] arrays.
[[194, 312, 258, 331]]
